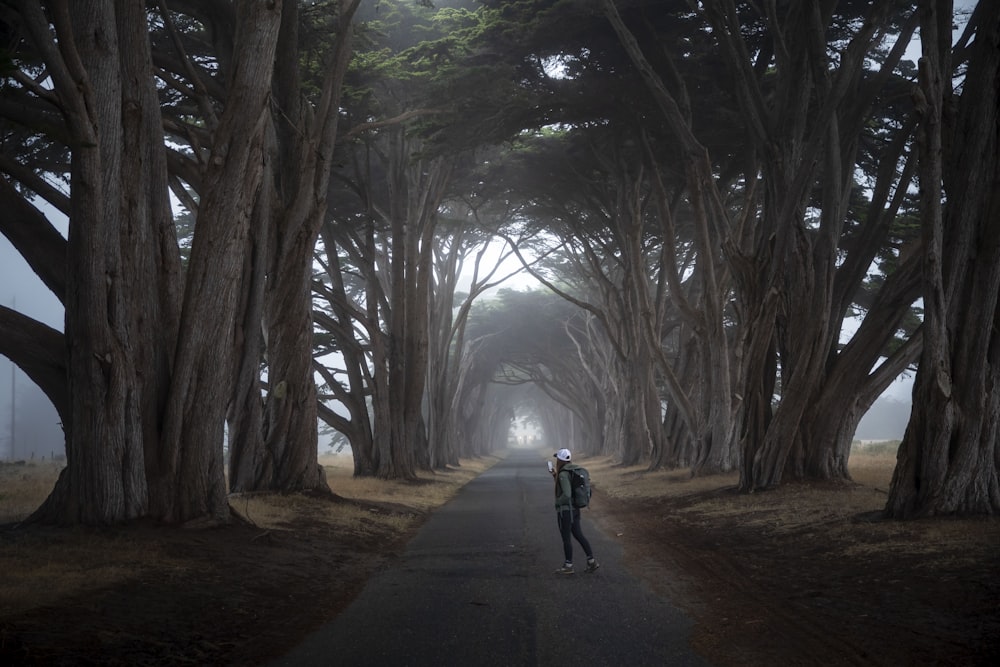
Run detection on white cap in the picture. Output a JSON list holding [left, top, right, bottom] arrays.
[[554, 448, 572, 462]]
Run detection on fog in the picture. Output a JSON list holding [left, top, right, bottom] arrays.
[[0, 228, 914, 462], [856, 391, 912, 442], [1, 235, 65, 461]]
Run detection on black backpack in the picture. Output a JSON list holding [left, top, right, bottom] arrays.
[[569, 466, 592, 508]]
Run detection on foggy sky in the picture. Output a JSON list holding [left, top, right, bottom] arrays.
[[1, 235, 65, 461]]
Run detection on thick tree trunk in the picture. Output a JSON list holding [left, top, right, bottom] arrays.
[[152, 1, 281, 523], [619, 344, 657, 466], [21, 0, 170, 525], [260, 226, 328, 491], [118, 0, 184, 507], [603, 0, 738, 471], [226, 183, 271, 492], [227, 0, 359, 493], [887, 0, 1000, 518]]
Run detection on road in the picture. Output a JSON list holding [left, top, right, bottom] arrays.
[[270, 448, 710, 667]]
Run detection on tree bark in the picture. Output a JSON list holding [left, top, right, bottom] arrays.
[[16, 0, 172, 524], [152, 0, 282, 523], [693, 0, 924, 490], [255, 0, 360, 492], [602, 0, 738, 471], [887, 0, 1000, 517]]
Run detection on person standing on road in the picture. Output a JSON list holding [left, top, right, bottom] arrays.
[[550, 448, 599, 575]]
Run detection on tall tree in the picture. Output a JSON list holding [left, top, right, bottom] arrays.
[[1, 0, 281, 524], [312, 0, 498, 478], [424, 195, 527, 468], [600, 0, 926, 486], [10, 0, 176, 523], [600, 0, 739, 472], [346, 129, 453, 479], [698, 0, 923, 490], [227, 0, 362, 494], [886, 0, 1000, 517]]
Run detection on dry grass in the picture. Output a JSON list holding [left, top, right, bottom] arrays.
[[0, 461, 64, 525], [583, 442, 999, 571], [0, 453, 502, 619], [232, 453, 500, 533]]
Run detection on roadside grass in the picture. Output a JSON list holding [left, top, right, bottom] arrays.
[[584, 442, 900, 510], [231, 454, 500, 533], [0, 452, 502, 618], [582, 441, 998, 570], [0, 461, 64, 525]]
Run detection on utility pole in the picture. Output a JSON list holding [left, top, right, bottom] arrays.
[[9, 354, 14, 461], [7, 296, 14, 461]]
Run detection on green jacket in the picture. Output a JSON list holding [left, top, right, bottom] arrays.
[[554, 462, 582, 510]]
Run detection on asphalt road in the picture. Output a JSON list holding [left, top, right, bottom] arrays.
[[271, 448, 710, 667]]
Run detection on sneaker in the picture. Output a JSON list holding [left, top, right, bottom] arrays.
[[585, 559, 600, 573], [554, 564, 575, 575]]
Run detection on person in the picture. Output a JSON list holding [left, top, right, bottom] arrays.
[[550, 448, 599, 575]]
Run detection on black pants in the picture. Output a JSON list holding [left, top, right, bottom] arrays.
[[557, 508, 594, 564]]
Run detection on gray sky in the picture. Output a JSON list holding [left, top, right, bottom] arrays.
[[1, 234, 64, 461]]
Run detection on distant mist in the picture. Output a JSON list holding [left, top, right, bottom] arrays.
[[856, 396, 911, 441], [0, 364, 64, 462], [0, 356, 914, 461]]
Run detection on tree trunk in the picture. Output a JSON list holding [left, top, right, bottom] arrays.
[[314, 221, 378, 476], [22, 0, 170, 525], [887, 0, 1000, 518], [226, 171, 271, 492], [603, 0, 738, 471], [260, 224, 328, 491], [425, 221, 463, 470], [226, 0, 360, 493], [152, 1, 281, 523]]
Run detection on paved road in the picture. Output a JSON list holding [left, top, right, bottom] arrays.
[[271, 448, 710, 667]]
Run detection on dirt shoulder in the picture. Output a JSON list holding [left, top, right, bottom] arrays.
[[589, 457, 1000, 667], [0, 506, 417, 666], [1, 452, 998, 666]]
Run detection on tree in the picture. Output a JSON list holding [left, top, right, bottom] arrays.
[[8, 0, 187, 523], [226, 0, 361, 494], [311, 0, 515, 478], [701, 0, 923, 490], [599, 0, 928, 487], [886, 0, 1000, 517], [424, 194, 528, 468], [0, 1, 283, 524]]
